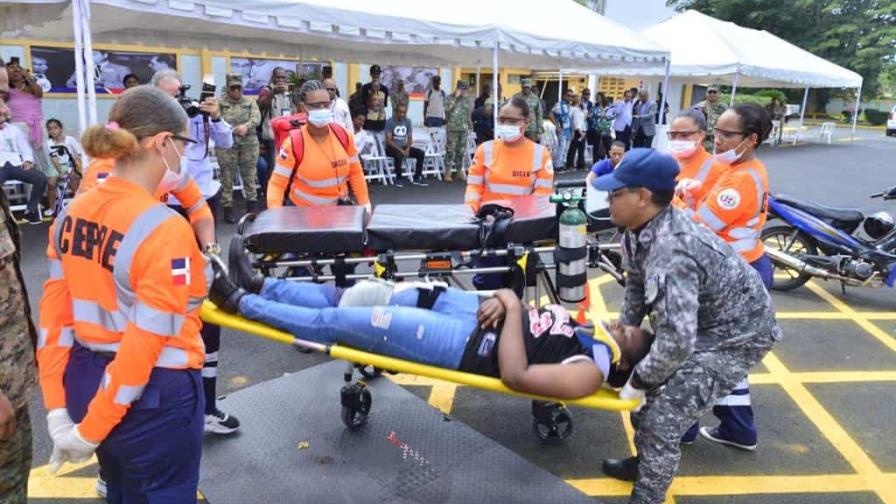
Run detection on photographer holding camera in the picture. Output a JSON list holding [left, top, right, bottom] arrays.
[[151, 69, 241, 436]]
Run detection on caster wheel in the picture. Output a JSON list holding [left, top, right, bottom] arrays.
[[341, 384, 372, 429], [357, 364, 383, 379], [531, 401, 573, 445]]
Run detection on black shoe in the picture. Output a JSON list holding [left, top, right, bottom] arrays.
[[228, 235, 265, 294], [245, 200, 256, 215], [602, 456, 639, 482], [208, 256, 246, 314], [412, 177, 429, 187], [26, 211, 43, 225], [223, 206, 237, 224]]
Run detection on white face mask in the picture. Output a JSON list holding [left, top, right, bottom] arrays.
[[667, 139, 698, 159], [495, 124, 523, 143], [308, 108, 333, 127], [713, 138, 747, 164], [157, 138, 186, 194]]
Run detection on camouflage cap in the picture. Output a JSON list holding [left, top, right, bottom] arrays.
[[455, 80, 469, 90], [226, 74, 243, 87], [521, 77, 534, 87]]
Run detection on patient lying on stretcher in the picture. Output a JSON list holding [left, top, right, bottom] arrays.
[[210, 256, 653, 400]]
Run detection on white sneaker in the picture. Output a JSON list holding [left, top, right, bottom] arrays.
[[43, 208, 55, 218], [204, 409, 241, 435]]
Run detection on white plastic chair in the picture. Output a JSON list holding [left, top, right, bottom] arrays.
[[819, 122, 835, 145]]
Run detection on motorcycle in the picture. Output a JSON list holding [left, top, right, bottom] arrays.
[[760, 188, 896, 291]]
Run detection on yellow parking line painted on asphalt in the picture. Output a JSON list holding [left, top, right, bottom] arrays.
[[28, 458, 100, 499], [805, 281, 896, 353], [749, 370, 896, 384], [566, 474, 874, 497], [427, 383, 458, 415]]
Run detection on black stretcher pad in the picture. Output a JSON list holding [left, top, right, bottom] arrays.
[[243, 206, 366, 254], [242, 196, 559, 254]]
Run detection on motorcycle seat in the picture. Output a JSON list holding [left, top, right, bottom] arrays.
[[773, 194, 864, 232]]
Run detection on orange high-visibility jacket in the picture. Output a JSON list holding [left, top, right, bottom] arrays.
[[693, 158, 770, 263], [464, 138, 554, 212], [79, 158, 213, 225], [267, 125, 370, 208], [673, 147, 724, 210], [38, 176, 208, 442]]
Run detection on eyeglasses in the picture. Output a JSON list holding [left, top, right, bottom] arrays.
[[713, 128, 745, 141], [667, 130, 700, 140], [304, 100, 332, 110], [606, 187, 638, 202], [171, 134, 198, 145], [497, 117, 525, 125]]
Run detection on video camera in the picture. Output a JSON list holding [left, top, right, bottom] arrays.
[[177, 82, 216, 118]]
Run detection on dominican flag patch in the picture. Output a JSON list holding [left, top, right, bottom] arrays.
[[97, 172, 110, 183], [171, 257, 190, 286]]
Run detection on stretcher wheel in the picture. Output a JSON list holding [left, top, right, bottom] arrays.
[[341, 384, 372, 429], [531, 401, 573, 445], [357, 365, 383, 379]]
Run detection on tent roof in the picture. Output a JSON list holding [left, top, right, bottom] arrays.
[[1, 0, 669, 69], [581, 9, 862, 88]]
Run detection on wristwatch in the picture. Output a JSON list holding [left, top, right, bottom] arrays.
[[203, 243, 222, 256]]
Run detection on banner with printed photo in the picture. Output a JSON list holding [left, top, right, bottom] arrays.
[[380, 66, 438, 97], [29, 46, 176, 93], [229, 57, 327, 95]]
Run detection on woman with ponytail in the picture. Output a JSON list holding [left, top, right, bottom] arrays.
[[37, 85, 209, 502]]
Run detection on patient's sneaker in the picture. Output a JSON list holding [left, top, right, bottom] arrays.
[[228, 235, 265, 293], [602, 456, 639, 482], [699, 425, 757, 451], [95, 475, 107, 498], [205, 409, 240, 435], [681, 422, 699, 445]]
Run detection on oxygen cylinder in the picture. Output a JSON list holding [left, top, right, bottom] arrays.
[[551, 192, 588, 303]]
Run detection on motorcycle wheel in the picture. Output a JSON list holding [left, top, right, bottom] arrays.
[[761, 221, 817, 291]]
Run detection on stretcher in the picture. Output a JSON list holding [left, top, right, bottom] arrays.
[[202, 301, 639, 444], [235, 187, 623, 305]]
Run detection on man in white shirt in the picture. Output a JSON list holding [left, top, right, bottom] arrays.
[[424, 75, 446, 128], [324, 78, 353, 131], [352, 110, 376, 156], [612, 90, 634, 151], [0, 100, 47, 224], [566, 93, 587, 170]]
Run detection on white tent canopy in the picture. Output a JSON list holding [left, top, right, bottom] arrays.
[[584, 9, 861, 89], [1, 0, 668, 69]]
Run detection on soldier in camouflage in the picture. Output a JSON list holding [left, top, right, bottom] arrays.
[[443, 80, 471, 182], [390, 78, 409, 118], [694, 85, 728, 152], [513, 78, 544, 142], [0, 83, 38, 503], [216, 73, 261, 223], [593, 148, 781, 504]]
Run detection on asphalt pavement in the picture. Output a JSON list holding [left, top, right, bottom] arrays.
[[19, 128, 896, 503]]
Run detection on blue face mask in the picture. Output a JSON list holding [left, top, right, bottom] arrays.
[[307, 108, 334, 127]]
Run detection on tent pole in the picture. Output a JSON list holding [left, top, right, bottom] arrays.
[[660, 59, 670, 125], [729, 71, 738, 107], [79, 0, 98, 125], [795, 86, 809, 145], [558, 70, 563, 102], [476, 65, 481, 99], [851, 85, 861, 141], [492, 42, 499, 138], [70, 0, 87, 134]]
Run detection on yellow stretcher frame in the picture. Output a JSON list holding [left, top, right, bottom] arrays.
[[201, 301, 639, 411]]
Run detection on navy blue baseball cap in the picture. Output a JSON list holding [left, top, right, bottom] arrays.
[[592, 148, 680, 192]]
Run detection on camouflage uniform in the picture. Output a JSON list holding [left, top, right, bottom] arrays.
[[391, 88, 409, 117], [620, 205, 781, 504], [0, 192, 37, 504], [514, 91, 544, 142], [443, 91, 472, 180], [696, 99, 728, 152], [216, 91, 261, 208]]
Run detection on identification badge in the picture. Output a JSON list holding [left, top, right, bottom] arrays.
[[477, 331, 497, 357]]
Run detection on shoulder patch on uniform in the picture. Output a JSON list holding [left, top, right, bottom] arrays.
[[717, 188, 741, 210], [171, 257, 191, 286], [645, 273, 662, 304], [545, 159, 554, 175], [278, 147, 289, 160]]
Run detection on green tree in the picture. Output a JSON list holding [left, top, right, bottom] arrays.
[[666, 0, 896, 99]]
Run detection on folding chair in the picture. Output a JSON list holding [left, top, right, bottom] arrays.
[[819, 122, 835, 145]]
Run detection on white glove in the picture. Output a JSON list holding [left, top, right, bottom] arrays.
[[619, 381, 647, 413], [55, 424, 99, 465], [364, 203, 372, 215], [46, 409, 74, 474]]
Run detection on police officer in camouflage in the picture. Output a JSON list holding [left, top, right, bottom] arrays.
[[694, 85, 728, 152], [514, 78, 544, 142], [0, 79, 38, 503], [216, 73, 261, 223], [593, 148, 781, 504], [443, 80, 471, 182]]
